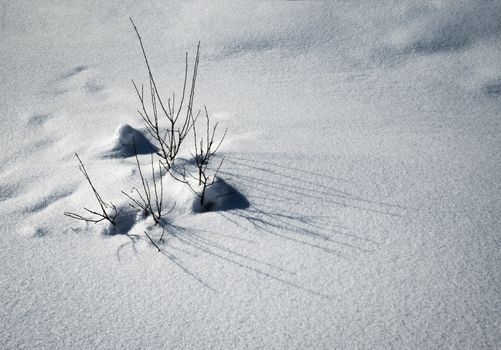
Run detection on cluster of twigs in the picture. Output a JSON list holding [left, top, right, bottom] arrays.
[[122, 138, 174, 225], [171, 107, 227, 208], [130, 17, 199, 171], [65, 19, 228, 243], [130, 17, 227, 210], [64, 153, 121, 225]]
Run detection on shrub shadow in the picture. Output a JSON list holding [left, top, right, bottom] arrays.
[[116, 152, 405, 298], [212, 152, 406, 258]]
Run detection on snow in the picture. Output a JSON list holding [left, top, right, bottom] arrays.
[[104, 123, 157, 158], [1, 1, 500, 349]]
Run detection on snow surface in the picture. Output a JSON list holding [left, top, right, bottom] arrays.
[[1, 1, 500, 349]]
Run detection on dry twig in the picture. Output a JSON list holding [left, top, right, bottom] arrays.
[[64, 153, 121, 225]]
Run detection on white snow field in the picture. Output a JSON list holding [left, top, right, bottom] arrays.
[[1, 1, 500, 349]]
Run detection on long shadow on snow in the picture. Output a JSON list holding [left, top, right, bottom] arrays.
[[208, 153, 405, 256], [116, 219, 333, 298], [116, 228, 217, 292], [219, 154, 406, 217], [170, 223, 331, 298], [117, 152, 405, 298]]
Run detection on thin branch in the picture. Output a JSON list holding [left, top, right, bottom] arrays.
[[144, 231, 161, 252]]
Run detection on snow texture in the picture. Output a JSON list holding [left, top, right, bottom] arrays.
[[0, 1, 500, 349]]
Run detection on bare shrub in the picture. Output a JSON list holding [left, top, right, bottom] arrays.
[[121, 138, 174, 225], [130, 18, 228, 211], [64, 153, 121, 225], [171, 107, 227, 210], [130, 17, 199, 171], [66, 20, 230, 233]]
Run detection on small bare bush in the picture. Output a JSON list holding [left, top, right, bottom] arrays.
[[121, 138, 174, 225], [130, 18, 228, 211], [130, 18, 199, 171], [64, 153, 121, 225], [171, 107, 227, 210], [66, 20, 231, 234]]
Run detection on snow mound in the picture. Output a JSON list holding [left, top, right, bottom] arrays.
[[191, 177, 250, 213], [104, 123, 157, 158], [164, 171, 249, 215]]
